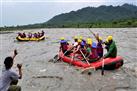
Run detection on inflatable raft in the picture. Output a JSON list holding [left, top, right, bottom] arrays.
[[16, 36, 45, 41], [59, 52, 123, 70]]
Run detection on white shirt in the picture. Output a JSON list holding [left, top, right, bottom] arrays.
[[0, 67, 19, 91], [73, 42, 78, 47]]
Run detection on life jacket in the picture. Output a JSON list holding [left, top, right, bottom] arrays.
[[81, 41, 87, 53], [60, 40, 68, 51], [34, 33, 37, 38], [90, 42, 98, 59], [23, 33, 26, 38], [82, 39, 86, 44], [97, 41, 103, 54], [18, 33, 22, 37], [105, 42, 111, 52], [28, 33, 32, 38], [81, 42, 85, 48]]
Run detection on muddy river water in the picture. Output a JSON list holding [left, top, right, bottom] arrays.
[[0, 28, 137, 91]]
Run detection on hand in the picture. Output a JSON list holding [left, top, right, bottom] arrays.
[[100, 56, 105, 60], [14, 49, 18, 56], [17, 64, 22, 69], [85, 58, 89, 61]]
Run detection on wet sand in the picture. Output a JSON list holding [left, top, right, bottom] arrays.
[[0, 28, 137, 91]]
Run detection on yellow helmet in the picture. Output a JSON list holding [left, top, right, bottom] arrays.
[[87, 41, 92, 45], [99, 37, 102, 41], [74, 36, 78, 39], [79, 36, 83, 40], [86, 38, 92, 44], [87, 38, 92, 42], [60, 37, 65, 40], [107, 36, 113, 41], [78, 39, 82, 43], [105, 38, 109, 43]]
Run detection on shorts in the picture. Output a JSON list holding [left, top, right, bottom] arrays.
[[8, 85, 21, 91]]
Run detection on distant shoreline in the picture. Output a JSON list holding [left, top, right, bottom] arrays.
[[0, 27, 137, 33], [1, 18, 137, 31]]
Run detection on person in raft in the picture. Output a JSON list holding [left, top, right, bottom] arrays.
[[28, 32, 32, 38], [85, 38, 98, 63], [73, 39, 82, 54], [22, 32, 26, 38], [70, 36, 78, 52], [91, 32, 103, 59], [96, 37, 103, 58], [103, 35, 117, 58], [59, 37, 70, 56], [79, 36, 86, 53], [41, 30, 45, 37], [85, 38, 92, 62], [0, 50, 22, 91], [79, 36, 86, 45], [72, 36, 78, 47]]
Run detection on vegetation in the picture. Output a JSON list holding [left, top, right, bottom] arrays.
[[46, 4, 137, 26], [0, 4, 137, 31], [45, 18, 137, 28]]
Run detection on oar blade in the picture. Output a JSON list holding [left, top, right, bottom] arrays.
[[81, 66, 96, 75]]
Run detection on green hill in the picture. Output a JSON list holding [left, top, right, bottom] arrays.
[[46, 4, 137, 26]]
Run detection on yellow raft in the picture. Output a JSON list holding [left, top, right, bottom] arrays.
[[16, 36, 45, 41]]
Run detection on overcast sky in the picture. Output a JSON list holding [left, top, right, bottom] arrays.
[[0, 0, 137, 27]]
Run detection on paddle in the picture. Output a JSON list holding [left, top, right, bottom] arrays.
[[79, 49, 90, 65], [70, 53, 74, 65], [81, 66, 95, 75], [88, 28, 95, 36], [101, 58, 105, 75], [53, 46, 74, 63], [88, 28, 99, 40]]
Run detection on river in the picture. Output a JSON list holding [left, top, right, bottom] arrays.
[[0, 28, 137, 91]]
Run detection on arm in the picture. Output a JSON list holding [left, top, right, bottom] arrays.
[[74, 45, 80, 53], [87, 49, 92, 58], [89, 29, 99, 41], [59, 46, 62, 52], [85, 48, 92, 58], [104, 43, 115, 58], [12, 49, 18, 61], [76, 45, 80, 52], [93, 33, 99, 42], [10, 64, 22, 81]]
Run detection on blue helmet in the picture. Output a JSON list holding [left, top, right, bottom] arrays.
[[92, 42, 97, 48], [60, 40, 67, 43]]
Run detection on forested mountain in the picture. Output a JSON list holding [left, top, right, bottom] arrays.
[[46, 4, 137, 26]]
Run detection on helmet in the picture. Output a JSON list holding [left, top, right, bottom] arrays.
[[107, 36, 113, 41], [78, 39, 82, 43], [99, 37, 102, 41], [87, 38, 92, 42], [92, 42, 97, 48], [105, 38, 109, 43], [74, 36, 78, 39], [87, 41, 92, 45], [60, 37, 65, 40], [79, 36, 83, 40], [87, 38, 92, 44]]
